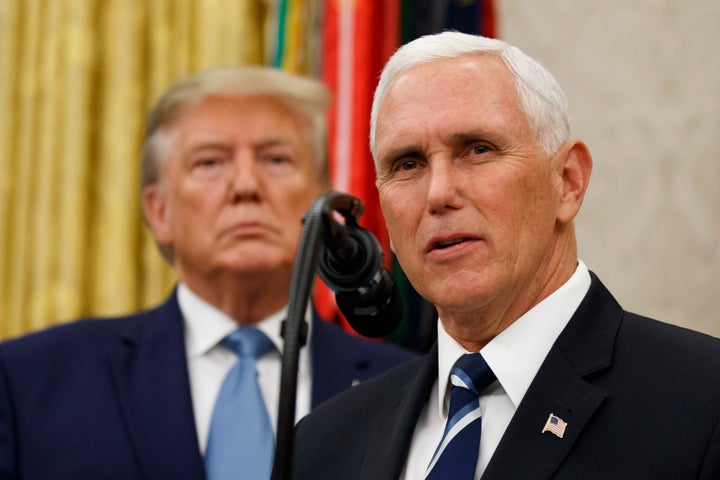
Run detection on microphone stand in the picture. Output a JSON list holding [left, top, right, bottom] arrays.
[[270, 192, 365, 480]]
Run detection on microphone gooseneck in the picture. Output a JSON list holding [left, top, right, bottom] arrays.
[[272, 191, 402, 480]]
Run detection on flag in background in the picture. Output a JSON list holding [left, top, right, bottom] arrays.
[[402, 0, 496, 42], [272, 0, 496, 353], [315, 0, 400, 335]]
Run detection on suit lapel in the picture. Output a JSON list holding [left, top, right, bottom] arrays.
[[107, 292, 205, 480], [483, 274, 622, 480], [358, 348, 438, 480], [482, 348, 607, 479]]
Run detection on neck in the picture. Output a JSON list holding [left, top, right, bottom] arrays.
[[181, 271, 291, 325]]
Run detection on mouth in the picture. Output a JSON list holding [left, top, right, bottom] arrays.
[[427, 235, 479, 253], [434, 238, 470, 249], [222, 221, 276, 238]]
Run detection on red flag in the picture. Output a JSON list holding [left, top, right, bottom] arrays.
[[314, 0, 400, 330], [320, 0, 398, 261]]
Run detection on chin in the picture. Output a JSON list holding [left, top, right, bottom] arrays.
[[241, 254, 295, 273], [422, 276, 495, 310]]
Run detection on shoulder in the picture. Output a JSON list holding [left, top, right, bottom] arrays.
[[0, 293, 178, 365], [617, 311, 720, 376], [307, 351, 432, 419], [294, 350, 434, 477], [576, 273, 720, 376], [0, 316, 128, 361], [311, 315, 420, 365]]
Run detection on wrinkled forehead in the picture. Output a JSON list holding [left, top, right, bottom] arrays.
[[372, 53, 520, 151], [375, 56, 526, 146], [383, 53, 516, 107]]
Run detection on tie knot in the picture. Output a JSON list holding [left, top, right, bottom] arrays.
[[222, 327, 274, 359], [450, 353, 495, 396]]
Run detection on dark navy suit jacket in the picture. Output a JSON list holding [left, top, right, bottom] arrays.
[[292, 274, 720, 480], [0, 290, 417, 479]]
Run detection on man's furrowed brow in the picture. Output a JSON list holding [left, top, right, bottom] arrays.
[[380, 145, 423, 166]]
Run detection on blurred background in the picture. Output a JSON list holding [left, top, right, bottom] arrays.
[[1, 0, 717, 350]]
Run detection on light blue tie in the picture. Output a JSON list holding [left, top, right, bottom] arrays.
[[425, 353, 496, 480], [205, 327, 275, 480]]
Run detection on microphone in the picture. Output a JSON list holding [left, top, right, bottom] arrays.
[[317, 194, 403, 338]]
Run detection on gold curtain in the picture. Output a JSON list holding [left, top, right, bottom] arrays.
[[0, 0, 288, 340]]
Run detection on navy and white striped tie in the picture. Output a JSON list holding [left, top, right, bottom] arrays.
[[425, 353, 496, 479]]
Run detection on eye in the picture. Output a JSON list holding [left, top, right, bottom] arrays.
[[189, 152, 230, 179], [383, 157, 425, 181], [259, 151, 297, 176], [267, 155, 289, 165], [196, 157, 219, 167], [472, 144, 490, 155], [400, 159, 418, 171]]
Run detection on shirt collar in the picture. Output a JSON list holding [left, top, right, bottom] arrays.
[[179, 283, 313, 358], [435, 260, 591, 417]]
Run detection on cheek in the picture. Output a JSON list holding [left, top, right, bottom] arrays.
[[283, 184, 321, 232], [380, 190, 419, 257], [173, 191, 221, 233], [379, 191, 406, 236], [508, 181, 559, 256], [283, 208, 308, 239]]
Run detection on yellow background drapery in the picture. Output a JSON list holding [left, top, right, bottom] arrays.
[[4, 1, 717, 343], [0, 0, 314, 340]]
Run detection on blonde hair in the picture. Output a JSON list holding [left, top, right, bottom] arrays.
[[141, 65, 332, 190]]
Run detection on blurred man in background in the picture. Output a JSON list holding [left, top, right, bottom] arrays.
[[0, 66, 416, 480]]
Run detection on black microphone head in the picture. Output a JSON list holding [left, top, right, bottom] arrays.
[[318, 225, 378, 291], [317, 216, 403, 338], [335, 269, 404, 338]]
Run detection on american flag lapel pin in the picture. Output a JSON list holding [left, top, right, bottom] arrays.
[[541, 413, 567, 438]]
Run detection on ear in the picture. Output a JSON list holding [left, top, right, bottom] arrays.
[[142, 184, 173, 246], [555, 139, 593, 224]]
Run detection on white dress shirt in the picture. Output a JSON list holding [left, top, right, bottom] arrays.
[[401, 261, 591, 480], [179, 283, 313, 454]]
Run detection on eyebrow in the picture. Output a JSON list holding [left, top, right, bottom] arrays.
[[256, 137, 295, 149], [185, 136, 295, 152], [449, 128, 509, 153], [379, 145, 423, 167], [379, 128, 498, 162], [187, 140, 230, 151], [452, 128, 497, 144]]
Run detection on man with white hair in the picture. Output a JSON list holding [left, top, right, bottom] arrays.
[[292, 32, 720, 480]]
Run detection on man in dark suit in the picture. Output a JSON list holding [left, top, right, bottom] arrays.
[[0, 66, 416, 480], [292, 31, 720, 480]]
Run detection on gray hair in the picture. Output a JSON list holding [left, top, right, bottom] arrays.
[[141, 65, 332, 191], [369, 31, 570, 160]]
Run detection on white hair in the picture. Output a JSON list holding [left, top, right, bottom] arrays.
[[369, 31, 570, 160]]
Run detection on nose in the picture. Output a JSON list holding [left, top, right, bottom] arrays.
[[228, 150, 261, 202], [426, 157, 462, 214]]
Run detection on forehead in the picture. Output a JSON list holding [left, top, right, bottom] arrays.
[[172, 94, 306, 139], [150, 94, 318, 180], [375, 55, 531, 156]]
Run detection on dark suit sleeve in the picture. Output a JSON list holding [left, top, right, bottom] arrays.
[[700, 416, 720, 480], [0, 350, 18, 479]]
